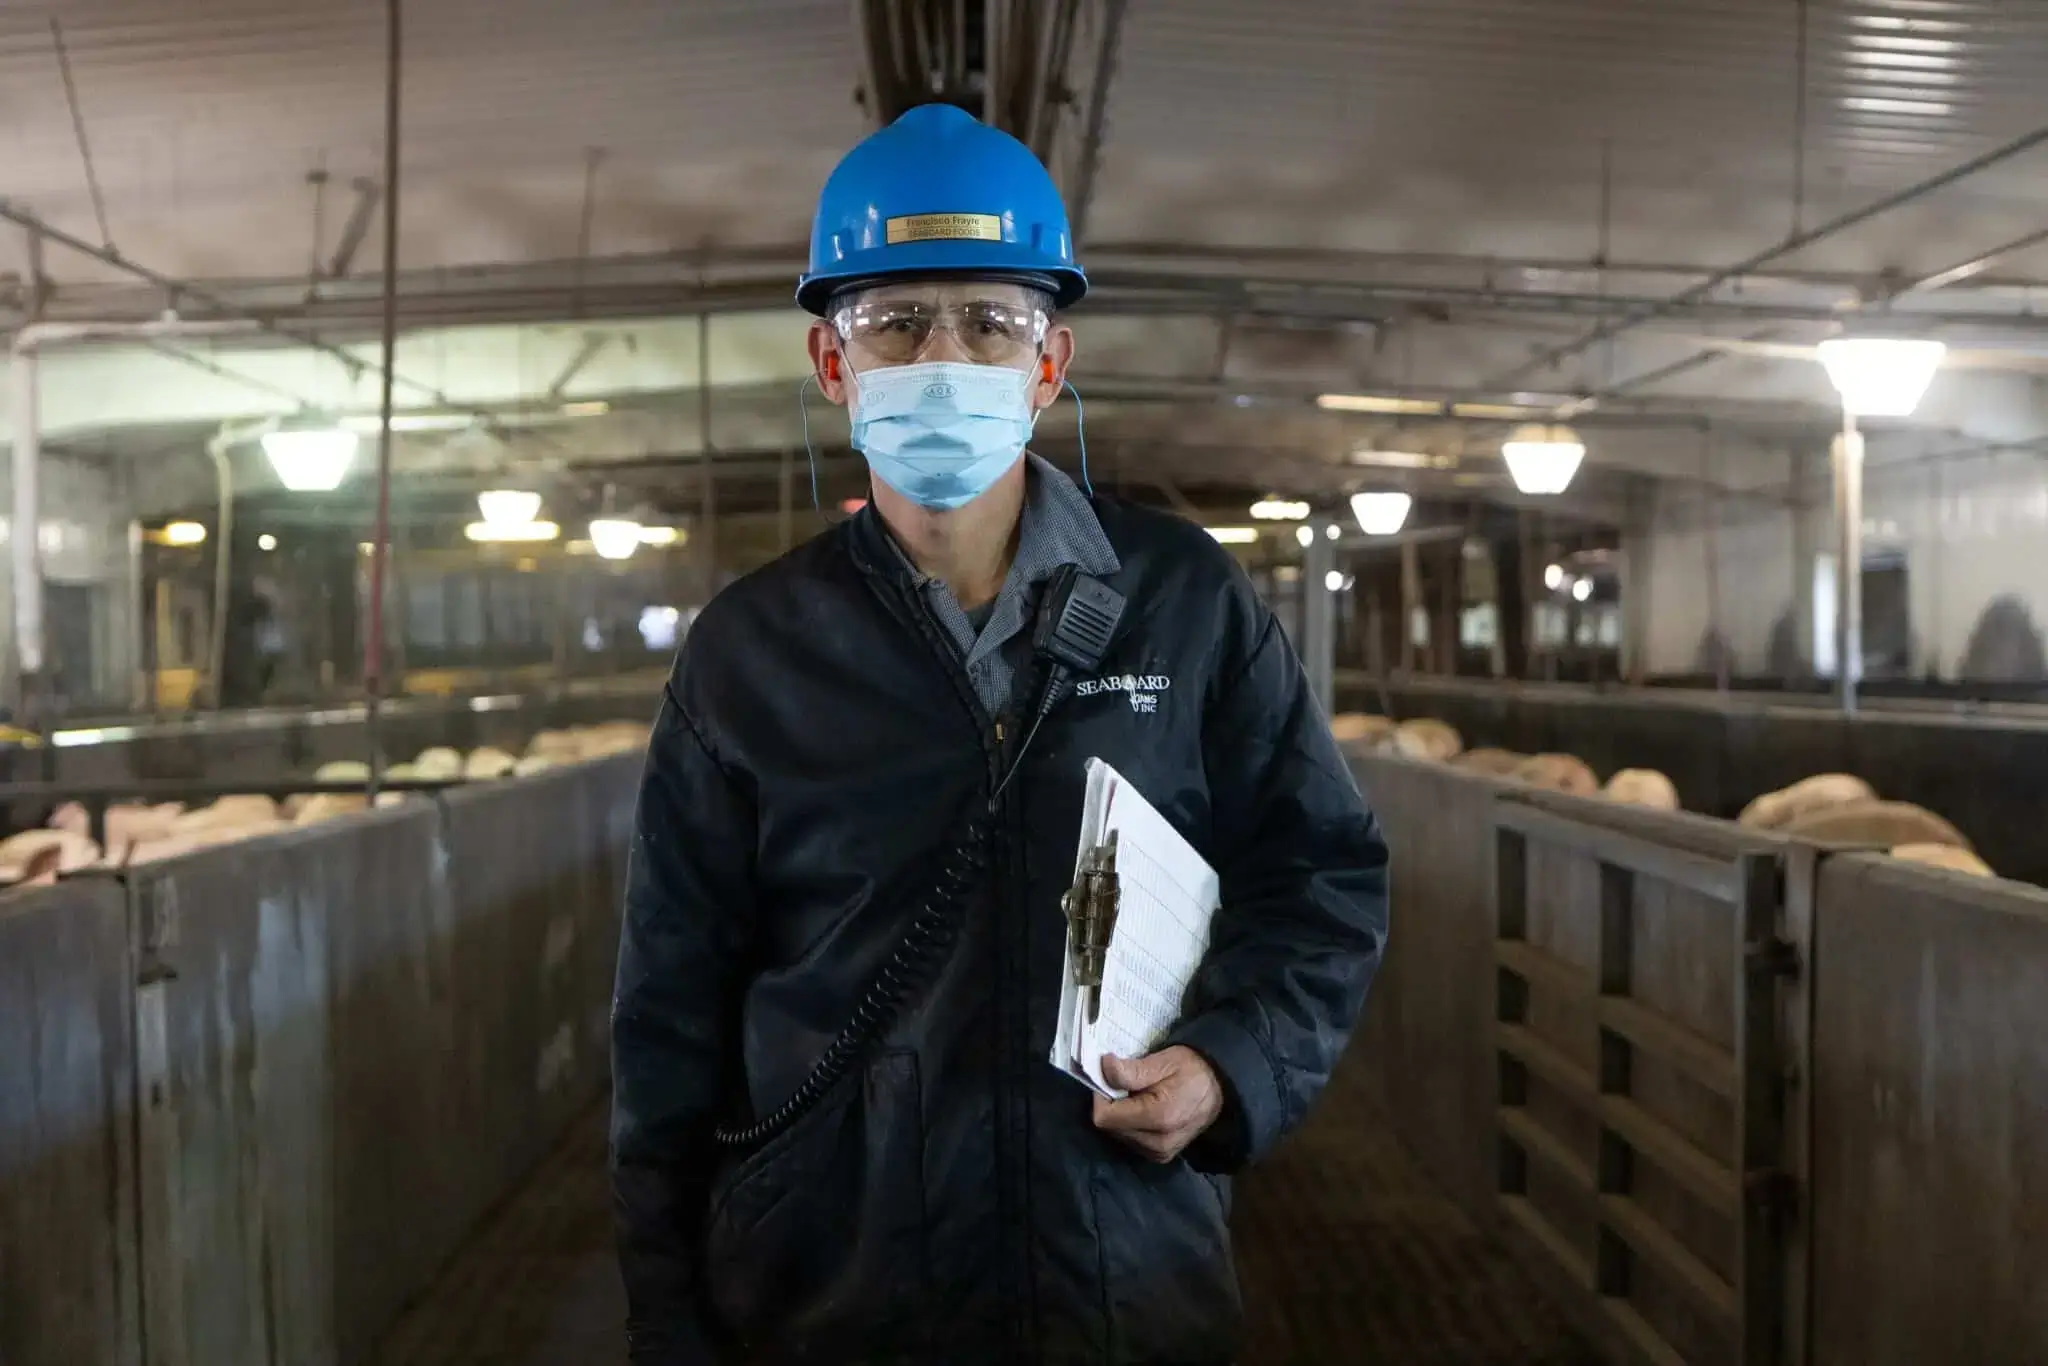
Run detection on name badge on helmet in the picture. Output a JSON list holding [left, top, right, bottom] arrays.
[[885, 212, 1003, 245]]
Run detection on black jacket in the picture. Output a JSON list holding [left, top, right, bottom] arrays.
[[611, 496, 1390, 1365]]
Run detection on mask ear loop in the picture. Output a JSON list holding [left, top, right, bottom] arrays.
[[1032, 344, 1093, 499], [1062, 378, 1093, 498], [797, 372, 825, 517]]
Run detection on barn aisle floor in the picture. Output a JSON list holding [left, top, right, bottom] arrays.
[[365, 1051, 1595, 1365]]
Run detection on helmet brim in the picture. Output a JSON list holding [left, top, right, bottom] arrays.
[[798, 243, 1087, 316]]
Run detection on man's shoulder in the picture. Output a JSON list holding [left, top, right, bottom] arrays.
[[688, 523, 858, 641], [1090, 497, 1248, 586], [1086, 496, 1276, 690], [1089, 496, 1263, 625], [668, 524, 866, 700]]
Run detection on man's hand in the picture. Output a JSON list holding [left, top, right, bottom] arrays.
[[1092, 1046, 1224, 1163]]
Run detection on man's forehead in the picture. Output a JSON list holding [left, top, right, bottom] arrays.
[[840, 278, 1044, 309]]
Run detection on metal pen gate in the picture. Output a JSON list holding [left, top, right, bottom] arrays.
[[1490, 793, 1812, 1366]]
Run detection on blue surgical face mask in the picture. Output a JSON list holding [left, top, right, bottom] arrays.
[[848, 360, 1039, 511]]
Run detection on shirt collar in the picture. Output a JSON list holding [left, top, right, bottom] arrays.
[[878, 451, 1120, 587]]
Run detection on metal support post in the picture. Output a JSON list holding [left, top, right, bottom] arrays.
[[1831, 414, 1862, 716], [363, 0, 403, 787], [1302, 528, 1336, 713], [698, 310, 717, 601]]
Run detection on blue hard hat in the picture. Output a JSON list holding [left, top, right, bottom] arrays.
[[797, 103, 1087, 317]]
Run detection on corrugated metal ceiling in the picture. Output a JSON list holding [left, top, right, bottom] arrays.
[[0, 0, 862, 280], [0, 1, 2044, 297], [1088, 0, 2048, 275]]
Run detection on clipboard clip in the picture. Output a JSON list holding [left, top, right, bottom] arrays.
[[1061, 828, 1121, 1022]]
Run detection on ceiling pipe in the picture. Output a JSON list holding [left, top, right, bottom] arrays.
[[545, 332, 610, 399], [14, 237, 2047, 339], [16, 256, 2048, 344], [12, 318, 259, 349], [364, 0, 403, 788], [852, 0, 898, 128], [982, 0, 1005, 125], [0, 200, 551, 456], [327, 177, 382, 280], [31, 240, 2048, 312], [1021, 0, 1079, 158], [1085, 241, 2048, 297], [1331, 523, 1470, 552], [1101, 273, 2048, 332], [1563, 225, 2048, 418], [1481, 119, 2048, 391], [1064, 0, 1130, 242], [1879, 226, 2048, 302]]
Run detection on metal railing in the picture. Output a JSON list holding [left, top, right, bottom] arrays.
[[1492, 796, 1809, 1366]]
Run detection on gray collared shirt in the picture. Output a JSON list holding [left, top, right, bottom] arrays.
[[883, 451, 1120, 720]]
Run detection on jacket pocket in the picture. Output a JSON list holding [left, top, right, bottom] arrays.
[[703, 1050, 928, 1354], [1091, 1156, 1242, 1365]]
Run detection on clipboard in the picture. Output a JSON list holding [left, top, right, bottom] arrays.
[[1050, 759, 1219, 1100]]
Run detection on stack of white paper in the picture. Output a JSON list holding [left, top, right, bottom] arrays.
[[1051, 758, 1220, 1100]]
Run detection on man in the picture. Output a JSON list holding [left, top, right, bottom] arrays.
[[611, 103, 1390, 1365]]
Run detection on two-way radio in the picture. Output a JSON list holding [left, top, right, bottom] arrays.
[[714, 564, 1127, 1150]]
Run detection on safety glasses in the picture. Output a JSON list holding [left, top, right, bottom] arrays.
[[830, 297, 1049, 369]]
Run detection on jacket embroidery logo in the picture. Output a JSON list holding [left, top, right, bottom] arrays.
[[1075, 672, 1171, 714]]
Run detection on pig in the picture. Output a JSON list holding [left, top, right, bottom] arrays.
[[462, 746, 518, 780], [412, 748, 465, 781], [1738, 773, 1875, 830], [1889, 843, 1993, 878], [0, 828, 101, 884], [1328, 713, 1396, 746], [293, 793, 368, 826], [1604, 768, 1680, 811], [1450, 747, 1525, 777], [171, 795, 280, 835], [1392, 718, 1463, 763], [577, 723, 652, 758], [50, 800, 184, 856], [1782, 799, 1970, 852], [1515, 753, 1601, 797], [525, 729, 583, 761]]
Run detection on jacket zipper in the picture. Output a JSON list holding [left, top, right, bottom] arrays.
[[867, 570, 1028, 1349]]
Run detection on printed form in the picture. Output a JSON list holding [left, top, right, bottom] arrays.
[[1051, 758, 1220, 1100]]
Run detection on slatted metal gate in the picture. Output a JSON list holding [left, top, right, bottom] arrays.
[[1491, 795, 1810, 1366]]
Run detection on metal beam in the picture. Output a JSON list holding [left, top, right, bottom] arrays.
[[1086, 270, 2048, 332], [15, 236, 2048, 336], [327, 177, 382, 280], [0, 201, 557, 455], [1481, 119, 2048, 390], [851, 0, 895, 128], [15, 246, 2048, 343], [546, 333, 610, 399], [1085, 240, 2048, 296], [1886, 227, 2048, 300], [1559, 325, 1800, 416], [1565, 222, 2048, 416], [1070, 0, 1124, 244], [49, 17, 112, 253]]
